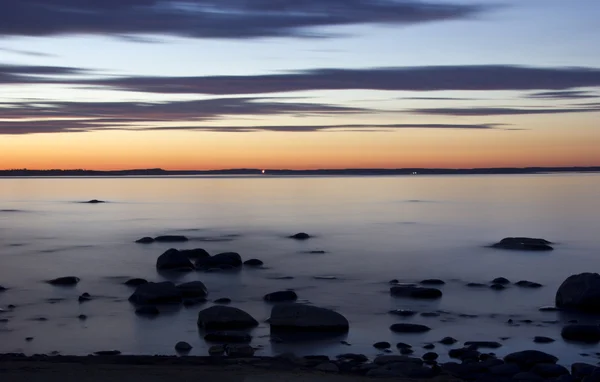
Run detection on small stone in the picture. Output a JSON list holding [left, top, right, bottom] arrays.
[[47, 276, 80, 286], [389, 279, 399, 284], [420, 312, 440, 317], [25, 337, 34, 342], [464, 341, 502, 349], [244, 259, 264, 267], [226, 344, 255, 357], [423, 344, 435, 350], [396, 342, 412, 349], [175, 341, 192, 352], [124, 278, 148, 286], [440, 337, 457, 345], [423, 352, 438, 361], [78, 314, 87, 320], [492, 277, 510, 285], [466, 282, 487, 288], [373, 341, 391, 349], [390, 323, 431, 333], [534, 336, 555, 344], [290, 232, 311, 240], [78, 293, 92, 303], [420, 279, 445, 285], [400, 348, 414, 355], [208, 345, 225, 356]]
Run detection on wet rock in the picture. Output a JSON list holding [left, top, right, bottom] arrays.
[[533, 336, 555, 344], [420, 279, 445, 285], [264, 291, 298, 302], [513, 372, 545, 382], [47, 276, 80, 286], [197, 306, 258, 330], [289, 232, 311, 240], [204, 332, 252, 343], [154, 235, 188, 243], [440, 337, 458, 345], [226, 344, 255, 357], [373, 341, 391, 349], [467, 282, 487, 288], [269, 303, 349, 333], [196, 252, 242, 270], [208, 345, 225, 356], [94, 350, 121, 356], [561, 325, 600, 343], [490, 363, 521, 377], [490, 284, 506, 290], [390, 286, 442, 299], [448, 348, 481, 361], [400, 348, 414, 355], [0, 285, 7, 291], [571, 363, 597, 379], [176, 281, 208, 298], [315, 362, 339, 373], [78, 293, 92, 303], [156, 249, 195, 271], [85, 199, 105, 204], [464, 341, 502, 349], [175, 341, 192, 352], [135, 306, 160, 316], [516, 280, 543, 288], [492, 277, 511, 285], [124, 278, 148, 287], [491, 237, 553, 251], [531, 363, 569, 378], [128, 282, 182, 305], [25, 337, 34, 342], [421, 312, 441, 317], [556, 273, 600, 313], [336, 353, 368, 363], [78, 314, 87, 320], [396, 342, 412, 349], [389, 279, 399, 284], [374, 355, 423, 366], [243, 259, 264, 267], [183, 297, 207, 307], [504, 350, 558, 368], [135, 237, 154, 244], [423, 352, 438, 361], [179, 248, 210, 259], [423, 344, 435, 350], [389, 309, 417, 317], [389, 323, 431, 333], [214, 298, 231, 304], [538, 306, 560, 312]]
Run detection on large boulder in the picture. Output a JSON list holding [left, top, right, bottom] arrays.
[[268, 303, 349, 333], [491, 237, 553, 251], [176, 281, 208, 298], [197, 306, 258, 330], [156, 249, 195, 271], [556, 273, 600, 312], [561, 325, 600, 343], [196, 252, 242, 270], [504, 350, 558, 369], [128, 282, 182, 305], [47, 276, 80, 286], [390, 286, 442, 299]]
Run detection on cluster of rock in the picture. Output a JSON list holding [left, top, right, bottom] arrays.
[[491, 237, 554, 251]]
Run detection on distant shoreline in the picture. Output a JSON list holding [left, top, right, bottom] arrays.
[[0, 167, 599, 177]]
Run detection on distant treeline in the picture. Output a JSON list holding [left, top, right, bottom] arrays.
[[0, 167, 599, 177]]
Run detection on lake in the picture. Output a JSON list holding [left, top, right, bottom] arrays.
[[0, 174, 599, 364]]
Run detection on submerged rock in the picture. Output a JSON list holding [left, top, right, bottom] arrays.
[[156, 249, 195, 271], [196, 252, 242, 270], [154, 235, 189, 243], [389, 309, 417, 317], [135, 306, 160, 316], [389, 323, 431, 333], [197, 306, 258, 330], [204, 332, 252, 343], [561, 325, 600, 343], [176, 281, 208, 298], [390, 286, 442, 299], [491, 237, 553, 251], [466, 283, 487, 288], [85, 200, 105, 204], [243, 259, 264, 267], [490, 284, 506, 290], [373, 342, 391, 349], [0, 285, 7, 291], [268, 303, 349, 333], [439, 337, 458, 345], [515, 280, 543, 288], [504, 350, 558, 368], [135, 237, 154, 244], [47, 276, 80, 286], [492, 277, 511, 285], [226, 344, 255, 357], [534, 336, 555, 344], [183, 297, 207, 307], [128, 282, 182, 305], [78, 293, 92, 303], [264, 290, 298, 302], [175, 341, 192, 352], [124, 278, 148, 287], [464, 341, 502, 349], [555, 273, 600, 313], [289, 232, 311, 240], [179, 248, 210, 259], [420, 279, 445, 285]]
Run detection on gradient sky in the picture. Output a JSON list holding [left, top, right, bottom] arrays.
[[1, 0, 599, 170]]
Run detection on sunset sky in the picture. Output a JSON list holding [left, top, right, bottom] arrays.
[[1, 0, 599, 170]]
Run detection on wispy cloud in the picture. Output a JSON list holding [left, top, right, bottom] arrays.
[[0, 64, 87, 84], [0, 0, 492, 39], [525, 90, 599, 100], [0, 47, 55, 57], [409, 106, 600, 116]]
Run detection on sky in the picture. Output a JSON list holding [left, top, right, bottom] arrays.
[[0, 0, 599, 170]]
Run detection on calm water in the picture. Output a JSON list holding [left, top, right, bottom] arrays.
[[0, 174, 599, 364]]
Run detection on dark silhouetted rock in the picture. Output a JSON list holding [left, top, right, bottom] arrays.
[[389, 309, 417, 317], [0, 285, 7, 291], [154, 235, 188, 243], [531, 363, 569, 378], [204, 332, 252, 343], [78, 293, 92, 303], [390, 323, 431, 333], [448, 348, 480, 361], [128, 281, 182, 305], [466, 282, 487, 288], [420, 312, 441, 317], [571, 363, 597, 380], [490, 284, 506, 290], [208, 345, 225, 356], [264, 290, 298, 302], [174, 341, 192, 352], [124, 278, 148, 287], [226, 344, 255, 357], [315, 362, 339, 373], [269, 303, 349, 333], [214, 298, 231, 304], [197, 306, 258, 330], [423, 352, 438, 361], [396, 342, 412, 349], [78, 314, 87, 320], [373, 355, 423, 366], [94, 350, 121, 356], [464, 341, 502, 349], [309, 250, 326, 254], [423, 344, 435, 350], [373, 342, 391, 349], [561, 325, 600, 343], [420, 279, 445, 285], [244, 259, 264, 267], [135, 237, 154, 244], [135, 306, 160, 316], [176, 281, 208, 298], [504, 350, 558, 368], [196, 252, 242, 270], [534, 336, 555, 344], [86, 200, 105, 204], [493, 277, 511, 285], [390, 286, 442, 299], [556, 273, 600, 313], [513, 372, 544, 382], [290, 232, 311, 240], [490, 363, 521, 377], [516, 280, 543, 288], [389, 279, 399, 284], [440, 337, 457, 345], [156, 249, 195, 271], [47, 276, 80, 286], [336, 353, 369, 363], [491, 237, 553, 251], [179, 248, 210, 259], [538, 306, 560, 312], [183, 297, 207, 307], [26, 337, 34, 342]]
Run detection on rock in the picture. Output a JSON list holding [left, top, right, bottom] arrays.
[[135, 306, 160, 316], [538, 306, 560, 312], [214, 298, 231, 304], [154, 235, 188, 243], [129, 282, 182, 305], [268, 303, 349, 333], [531, 363, 570, 378], [389, 323, 431, 333], [504, 350, 558, 368], [226, 344, 255, 357], [396, 342, 412, 349], [179, 248, 210, 259], [175, 341, 192, 352], [513, 372, 545, 381], [516, 280, 543, 288], [464, 341, 502, 349], [78, 293, 92, 303], [440, 337, 458, 345], [264, 291, 298, 302], [208, 345, 226, 356], [533, 336, 555, 344], [315, 362, 339, 373], [373, 355, 423, 366], [556, 273, 600, 313], [388, 309, 417, 317], [176, 281, 208, 298], [389, 279, 399, 284], [420, 312, 441, 317], [290, 232, 311, 240], [467, 282, 487, 288], [490, 284, 506, 290], [493, 277, 511, 285], [94, 350, 121, 356], [86, 199, 105, 204], [490, 363, 521, 377], [124, 278, 148, 287], [420, 279, 445, 285], [78, 314, 87, 320], [156, 249, 195, 271], [308, 250, 326, 254], [183, 297, 207, 307], [47, 276, 80, 286], [0, 285, 7, 291], [196, 252, 242, 269], [448, 348, 480, 361], [135, 237, 154, 244], [26, 337, 34, 341], [390, 286, 442, 299], [197, 306, 258, 330], [336, 353, 368, 363], [244, 259, 264, 267], [204, 332, 252, 343], [400, 348, 414, 355], [423, 352, 438, 361], [572, 363, 597, 379], [423, 344, 435, 350], [561, 325, 600, 343], [373, 342, 391, 349], [491, 237, 553, 251]]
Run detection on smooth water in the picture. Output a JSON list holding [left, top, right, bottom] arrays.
[[0, 174, 599, 364]]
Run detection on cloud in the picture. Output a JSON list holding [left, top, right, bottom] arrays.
[[526, 90, 599, 100], [0, 47, 55, 57], [0, 64, 87, 84], [0, 0, 491, 39], [72, 65, 600, 95], [409, 106, 600, 116]]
